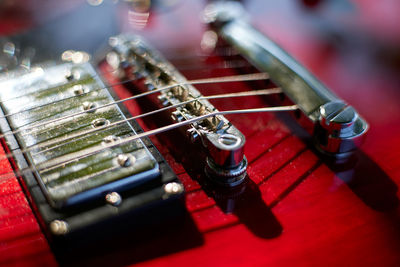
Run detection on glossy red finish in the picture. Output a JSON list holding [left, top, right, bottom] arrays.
[[0, 0, 400, 266]]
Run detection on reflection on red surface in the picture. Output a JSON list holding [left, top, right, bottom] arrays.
[[0, 0, 400, 266]]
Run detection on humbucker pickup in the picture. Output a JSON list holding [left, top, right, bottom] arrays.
[[0, 62, 184, 245], [0, 62, 161, 208]]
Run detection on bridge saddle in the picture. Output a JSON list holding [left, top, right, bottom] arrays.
[[109, 35, 248, 187]]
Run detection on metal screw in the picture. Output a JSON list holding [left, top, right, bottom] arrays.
[[117, 154, 135, 167], [103, 135, 119, 144], [49, 220, 68, 235], [187, 128, 200, 143], [145, 82, 155, 90], [158, 95, 169, 106], [172, 110, 184, 122], [82, 101, 96, 112], [105, 192, 122, 206], [65, 69, 81, 81], [319, 101, 357, 137], [92, 118, 109, 128], [73, 84, 86, 95], [65, 70, 74, 81], [218, 134, 241, 148], [164, 182, 184, 195]]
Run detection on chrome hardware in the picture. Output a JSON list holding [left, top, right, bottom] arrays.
[[205, 156, 247, 187], [103, 135, 119, 144], [92, 118, 109, 128], [145, 81, 156, 90], [72, 84, 86, 95], [117, 154, 135, 167], [50, 220, 69, 235], [65, 69, 75, 81], [171, 110, 184, 122], [164, 182, 184, 195], [65, 69, 80, 81], [314, 101, 367, 157], [105, 192, 122, 206], [206, 1, 368, 157], [82, 101, 96, 112], [187, 128, 200, 143], [158, 95, 170, 106], [111, 35, 249, 186]]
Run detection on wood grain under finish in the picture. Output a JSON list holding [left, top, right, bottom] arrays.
[[0, 145, 57, 267]]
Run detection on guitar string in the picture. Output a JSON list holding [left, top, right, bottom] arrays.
[[0, 59, 252, 117], [14, 72, 269, 134], [0, 56, 247, 106], [163, 46, 239, 60], [0, 72, 269, 140], [0, 104, 298, 182], [0, 88, 282, 164], [0, 67, 136, 106], [165, 59, 250, 71], [30, 88, 283, 157]]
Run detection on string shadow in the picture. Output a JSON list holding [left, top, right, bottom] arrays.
[[170, 133, 283, 239], [125, 82, 283, 239], [267, 95, 399, 212]]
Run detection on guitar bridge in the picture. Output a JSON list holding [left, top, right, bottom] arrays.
[[109, 35, 249, 187], [205, 1, 368, 158]]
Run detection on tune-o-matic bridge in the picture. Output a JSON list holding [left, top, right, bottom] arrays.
[[109, 35, 250, 187]]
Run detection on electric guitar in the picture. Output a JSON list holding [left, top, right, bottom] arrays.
[[0, 0, 399, 266]]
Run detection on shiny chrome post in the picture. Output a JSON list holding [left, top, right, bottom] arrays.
[[205, 1, 368, 158]]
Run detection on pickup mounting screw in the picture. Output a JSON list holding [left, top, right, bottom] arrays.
[[117, 154, 135, 167], [82, 101, 96, 112], [50, 220, 68, 235], [103, 135, 119, 144], [92, 118, 109, 128], [164, 182, 184, 195], [105, 192, 122, 206], [73, 84, 87, 95]]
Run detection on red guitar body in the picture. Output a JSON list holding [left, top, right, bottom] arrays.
[[1, 0, 400, 266]]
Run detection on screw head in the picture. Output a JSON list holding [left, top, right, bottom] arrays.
[[50, 220, 68, 235], [103, 135, 119, 144], [320, 101, 357, 132], [65, 69, 81, 81], [218, 133, 241, 148], [82, 101, 96, 112], [65, 70, 74, 81], [164, 182, 184, 195], [92, 118, 109, 128], [117, 154, 135, 167], [73, 84, 86, 95], [105, 192, 122, 206]]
